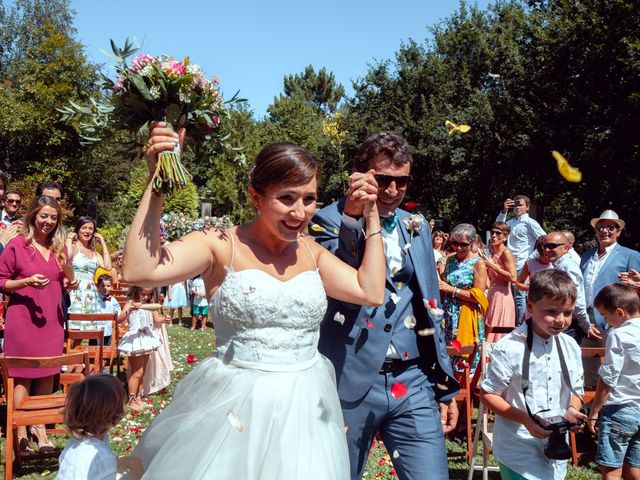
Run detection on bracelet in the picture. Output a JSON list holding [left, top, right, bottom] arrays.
[[364, 229, 382, 240]]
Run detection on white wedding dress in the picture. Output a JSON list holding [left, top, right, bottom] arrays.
[[131, 236, 350, 479]]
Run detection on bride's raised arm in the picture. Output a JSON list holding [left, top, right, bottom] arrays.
[[122, 123, 215, 287]]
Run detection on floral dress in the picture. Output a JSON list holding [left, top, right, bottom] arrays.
[[442, 255, 485, 373]]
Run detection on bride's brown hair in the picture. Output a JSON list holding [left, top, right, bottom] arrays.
[[249, 143, 321, 194]]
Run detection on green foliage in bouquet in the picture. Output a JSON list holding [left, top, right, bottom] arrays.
[[59, 38, 245, 194]]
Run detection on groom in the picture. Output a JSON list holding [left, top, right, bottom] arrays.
[[310, 131, 458, 480]]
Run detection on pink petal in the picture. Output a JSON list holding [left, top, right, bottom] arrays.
[[390, 382, 408, 399], [450, 339, 462, 352]]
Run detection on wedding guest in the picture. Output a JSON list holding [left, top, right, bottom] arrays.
[[0, 195, 77, 452], [479, 222, 516, 342], [121, 123, 385, 479], [311, 131, 458, 480]]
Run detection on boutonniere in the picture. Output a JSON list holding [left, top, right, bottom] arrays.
[[402, 213, 426, 250]]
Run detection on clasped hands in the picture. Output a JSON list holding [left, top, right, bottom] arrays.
[[342, 170, 378, 218]]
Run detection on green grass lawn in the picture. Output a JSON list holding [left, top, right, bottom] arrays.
[[1, 322, 601, 479]]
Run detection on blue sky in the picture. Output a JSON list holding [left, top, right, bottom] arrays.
[[71, 0, 491, 118]]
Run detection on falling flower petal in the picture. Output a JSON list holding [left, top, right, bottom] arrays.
[[41, 471, 51, 476], [393, 450, 400, 459], [404, 201, 419, 211], [427, 298, 438, 309], [403, 243, 412, 252], [450, 339, 462, 352], [186, 353, 197, 364], [403, 351, 409, 359], [552, 150, 582, 182], [389, 293, 401, 304], [445, 119, 472, 135], [333, 312, 345, 325], [344, 425, 350, 433], [417, 327, 436, 337], [436, 383, 449, 391], [404, 315, 417, 329], [333, 228, 338, 234], [310, 224, 326, 232], [366, 318, 375, 329], [390, 382, 408, 398], [226, 411, 244, 432]]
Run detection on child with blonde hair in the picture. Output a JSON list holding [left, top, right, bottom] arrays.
[[56, 374, 126, 480]]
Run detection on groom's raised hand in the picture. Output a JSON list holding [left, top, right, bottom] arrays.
[[343, 169, 378, 217]]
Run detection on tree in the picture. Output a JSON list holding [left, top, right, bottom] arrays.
[[283, 65, 346, 114]]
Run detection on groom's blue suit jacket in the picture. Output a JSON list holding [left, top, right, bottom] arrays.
[[310, 200, 458, 403]]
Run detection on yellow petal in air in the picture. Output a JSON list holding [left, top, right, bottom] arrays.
[[552, 150, 582, 183], [310, 224, 326, 232], [445, 119, 471, 135]]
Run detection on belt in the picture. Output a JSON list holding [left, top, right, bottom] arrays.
[[379, 358, 419, 374]]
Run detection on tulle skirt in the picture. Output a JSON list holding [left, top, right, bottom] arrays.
[[117, 328, 162, 356], [131, 353, 350, 479]]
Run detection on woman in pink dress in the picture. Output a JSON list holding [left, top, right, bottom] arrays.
[[479, 222, 516, 342], [0, 196, 76, 452]]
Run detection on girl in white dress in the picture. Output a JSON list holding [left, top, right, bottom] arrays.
[[122, 125, 386, 479], [117, 286, 163, 411]]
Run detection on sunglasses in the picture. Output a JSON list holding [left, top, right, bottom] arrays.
[[596, 224, 617, 233], [490, 230, 504, 236], [5, 199, 21, 204], [374, 174, 411, 189], [542, 242, 566, 250], [451, 240, 470, 248]]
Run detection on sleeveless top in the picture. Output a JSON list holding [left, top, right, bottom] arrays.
[[72, 250, 99, 284], [210, 234, 328, 370]]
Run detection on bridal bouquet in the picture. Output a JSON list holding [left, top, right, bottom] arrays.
[[60, 39, 243, 194]]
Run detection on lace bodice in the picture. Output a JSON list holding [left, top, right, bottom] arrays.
[[210, 267, 327, 367]]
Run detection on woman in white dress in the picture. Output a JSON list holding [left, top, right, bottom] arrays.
[[122, 123, 385, 479], [66, 216, 111, 315]]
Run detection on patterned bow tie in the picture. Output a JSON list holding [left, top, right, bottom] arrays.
[[380, 214, 398, 234]]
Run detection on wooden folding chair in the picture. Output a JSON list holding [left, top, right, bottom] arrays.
[[67, 313, 118, 374], [569, 346, 606, 466], [65, 329, 104, 375], [0, 351, 89, 480], [447, 344, 478, 464], [467, 341, 501, 480]]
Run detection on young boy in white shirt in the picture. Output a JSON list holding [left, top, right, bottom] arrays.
[[191, 275, 208, 332], [93, 274, 121, 345], [588, 283, 640, 480], [480, 269, 588, 479]]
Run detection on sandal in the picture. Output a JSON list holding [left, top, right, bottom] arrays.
[[127, 394, 145, 412], [28, 425, 55, 452], [18, 437, 34, 453]]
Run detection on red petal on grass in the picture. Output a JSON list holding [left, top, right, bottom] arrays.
[[450, 339, 461, 352], [186, 353, 197, 364], [390, 382, 408, 399]]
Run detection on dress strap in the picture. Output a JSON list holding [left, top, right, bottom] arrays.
[[299, 238, 318, 270], [228, 231, 236, 270]]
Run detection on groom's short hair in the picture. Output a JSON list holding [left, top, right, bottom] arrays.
[[353, 131, 413, 173]]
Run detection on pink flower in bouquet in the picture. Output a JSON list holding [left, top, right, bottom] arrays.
[[212, 116, 221, 126], [165, 60, 187, 77], [130, 53, 154, 72]]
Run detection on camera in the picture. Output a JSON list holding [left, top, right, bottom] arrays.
[[513, 199, 523, 208], [534, 415, 582, 460], [433, 219, 444, 230]]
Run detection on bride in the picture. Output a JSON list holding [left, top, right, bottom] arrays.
[[122, 123, 385, 479]]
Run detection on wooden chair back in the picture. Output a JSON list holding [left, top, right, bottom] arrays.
[[66, 329, 104, 375], [67, 313, 118, 374], [0, 352, 89, 480]]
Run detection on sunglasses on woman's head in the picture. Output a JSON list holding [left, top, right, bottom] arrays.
[[374, 174, 411, 189]]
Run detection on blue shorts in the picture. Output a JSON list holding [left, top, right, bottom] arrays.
[[597, 403, 640, 468], [193, 305, 209, 316]]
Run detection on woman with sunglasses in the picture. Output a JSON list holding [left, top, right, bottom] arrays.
[[478, 222, 516, 342], [438, 223, 487, 373]]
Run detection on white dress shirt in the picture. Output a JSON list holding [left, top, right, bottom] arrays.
[[481, 324, 583, 479], [496, 212, 546, 271], [583, 243, 617, 306], [553, 253, 590, 332], [599, 317, 640, 410]]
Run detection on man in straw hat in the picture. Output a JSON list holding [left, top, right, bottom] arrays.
[[580, 209, 640, 385]]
